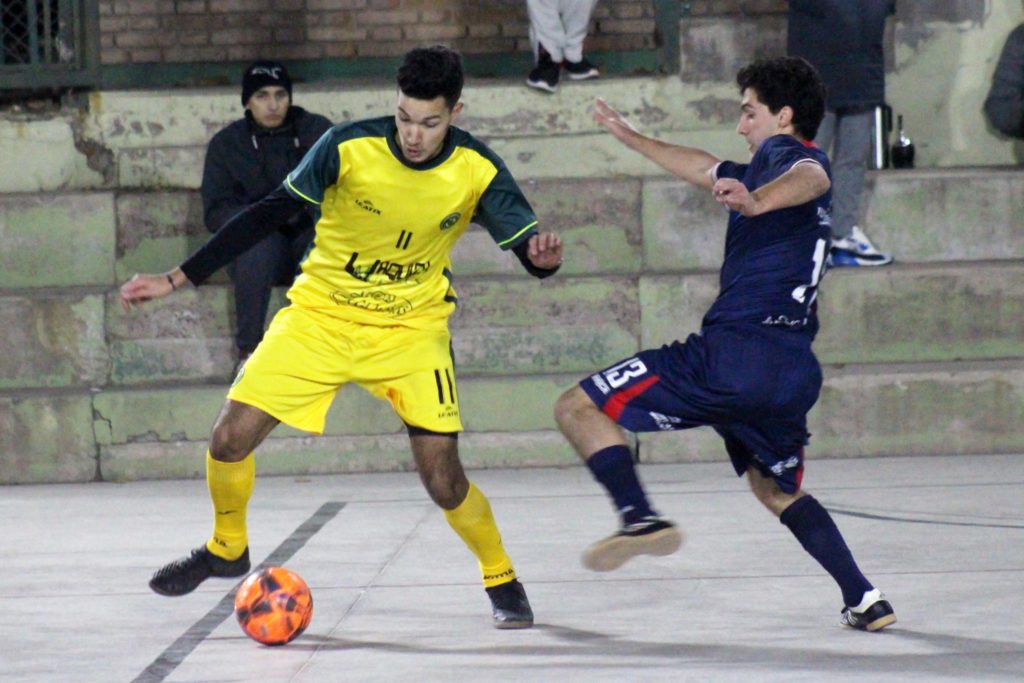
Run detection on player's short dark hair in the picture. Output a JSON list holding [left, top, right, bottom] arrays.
[[396, 45, 464, 110], [736, 56, 826, 140]]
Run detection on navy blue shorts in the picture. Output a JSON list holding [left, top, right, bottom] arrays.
[[579, 323, 822, 493]]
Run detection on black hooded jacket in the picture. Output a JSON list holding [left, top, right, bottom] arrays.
[[788, 0, 895, 113], [200, 105, 332, 234], [984, 24, 1024, 139]]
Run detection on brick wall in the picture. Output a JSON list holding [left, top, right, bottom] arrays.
[[684, 0, 786, 16], [97, 0, 660, 65]]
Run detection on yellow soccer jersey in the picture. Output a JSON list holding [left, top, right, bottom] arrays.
[[283, 116, 538, 329]]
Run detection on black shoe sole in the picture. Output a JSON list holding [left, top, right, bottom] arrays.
[[149, 579, 198, 597], [525, 78, 557, 93]]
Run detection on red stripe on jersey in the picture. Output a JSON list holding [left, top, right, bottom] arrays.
[[604, 375, 660, 421], [794, 448, 805, 491]]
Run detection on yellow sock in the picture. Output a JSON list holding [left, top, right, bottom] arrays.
[[204, 451, 255, 561], [444, 482, 517, 588]]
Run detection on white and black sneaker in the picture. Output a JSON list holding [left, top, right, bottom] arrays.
[[840, 588, 897, 632], [829, 226, 894, 267], [582, 516, 683, 572], [565, 57, 600, 80], [526, 55, 560, 93]]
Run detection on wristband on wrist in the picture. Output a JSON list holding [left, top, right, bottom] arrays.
[[166, 273, 177, 291]]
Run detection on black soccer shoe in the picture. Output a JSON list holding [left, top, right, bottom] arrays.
[[485, 579, 534, 629], [840, 589, 897, 632], [582, 516, 683, 572], [149, 545, 251, 597]]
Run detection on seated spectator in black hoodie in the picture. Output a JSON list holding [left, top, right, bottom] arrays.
[[201, 61, 332, 370]]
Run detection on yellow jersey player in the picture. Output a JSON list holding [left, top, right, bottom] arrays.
[[119, 45, 563, 629]]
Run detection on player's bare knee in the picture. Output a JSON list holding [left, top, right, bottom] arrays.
[[750, 484, 800, 518], [553, 386, 589, 432], [209, 419, 256, 462], [747, 471, 791, 516], [751, 490, 782, 517], [422, 472, 467, 509], [209, 430, 250, 462]]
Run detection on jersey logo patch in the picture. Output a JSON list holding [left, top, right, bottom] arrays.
[[355, 198, 382, 215], [440, 212, 461, 230], [344, 251, 430, 283], [330, 290, 413, 317]]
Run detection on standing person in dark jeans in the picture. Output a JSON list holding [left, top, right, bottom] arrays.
[[555, 57, 896, 632], [984, 23, 1024, 140], [788, 0, 895, 267], [201, 61, 332, 370]]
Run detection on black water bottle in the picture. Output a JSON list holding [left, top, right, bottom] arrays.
[[890, 114, 915, 169]]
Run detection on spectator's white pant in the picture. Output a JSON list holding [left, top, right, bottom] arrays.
[[527, 0, 598, 63]]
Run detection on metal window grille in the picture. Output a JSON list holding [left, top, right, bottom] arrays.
[[1, 0, 98, 89]]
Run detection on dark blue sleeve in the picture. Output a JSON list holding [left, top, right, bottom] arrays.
[[762, 137, 821, 181], [285, 127, 341, 205], [716, 160, 748, 181]]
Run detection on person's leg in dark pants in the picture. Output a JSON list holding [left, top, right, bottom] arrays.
[[228, 232, 289, 356], [286, 225, 315, 272]]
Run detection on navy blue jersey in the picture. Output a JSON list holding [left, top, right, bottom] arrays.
[[704, 135, 831, 337]]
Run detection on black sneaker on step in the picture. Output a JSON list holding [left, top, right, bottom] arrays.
[[565, 57, 600, 80], [149, 545, 251, 596], [582, 516, 683, 572], [485, 579, 534, 629], [526, 52, 560, 93], [840, 589, 897, 632]]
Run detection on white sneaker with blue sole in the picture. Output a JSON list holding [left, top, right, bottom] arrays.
[[829, 225, 894, 267]]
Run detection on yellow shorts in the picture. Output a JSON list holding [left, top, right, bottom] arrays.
[[228, 306, 462, 434]]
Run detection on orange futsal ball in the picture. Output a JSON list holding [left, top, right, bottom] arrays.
[[234, 566, 313, 646]]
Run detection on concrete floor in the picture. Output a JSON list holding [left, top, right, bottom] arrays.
[[2, 453, 1023, 682]]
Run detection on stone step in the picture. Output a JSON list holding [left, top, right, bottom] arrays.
[[642, 169, 1024, 268], [4, 167, 1021, 292], [642, 261, 1024, 366], [3, 262, 1021, 391], [3, 360, 1021, 484]]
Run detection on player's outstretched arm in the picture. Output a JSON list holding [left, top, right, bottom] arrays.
[[593, 98, 719, 190], [119, 186, 310, 315], [119, 267, 187, 312], [713, 161, 830, 217]]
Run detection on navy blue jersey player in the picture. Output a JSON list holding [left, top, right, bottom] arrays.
[[554, 57, 896, 632]]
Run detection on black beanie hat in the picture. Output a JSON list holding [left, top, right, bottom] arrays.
[[241, 60, 293, 106]]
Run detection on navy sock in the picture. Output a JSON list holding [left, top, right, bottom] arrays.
[[585, 445, 655, 524], [780, 495, 873, 607]]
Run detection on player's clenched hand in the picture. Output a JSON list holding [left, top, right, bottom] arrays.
[[119, 272, 176, 312], [712, 177, 757, 216], [593, 98, 640, 145], [527, 232, 564, 270]]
